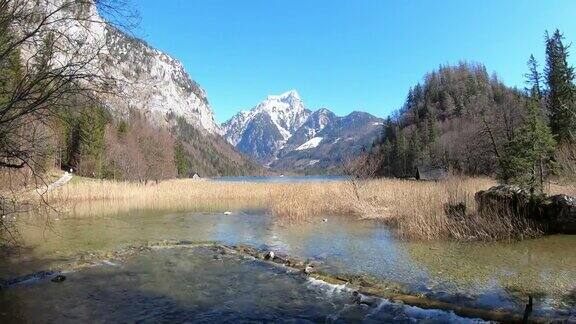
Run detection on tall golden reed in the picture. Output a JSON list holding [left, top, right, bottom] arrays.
[[45, 176, 560, 240]]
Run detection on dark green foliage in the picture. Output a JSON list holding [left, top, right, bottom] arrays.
[[498, 101, 556, 193], [60, 105, 110, 177], [174, 140, 191, 177], [170, 115, 263, 177], [525, 54, 543, 100], [545, 29, 576, 143]]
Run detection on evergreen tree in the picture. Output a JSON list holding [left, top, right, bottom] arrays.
[[427, 113, 437, 144], [441, 91, 457, 116], [393, 129, 409, 177], [544, 29, 576, 143], [525, 54, 543, 100], [174, 140, 191, 177], [498, 101, 556, 193], [61, 105, 109, 177]]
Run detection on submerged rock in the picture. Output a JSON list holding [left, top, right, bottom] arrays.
[[475, 185, 576, 234], [352, 291, 379, 307], [272, 254, 289, 264], [51, 275, 66, 283], [304, 264, 315, 274], [3, 270, 56, 287], [264, 251, 275, 260]]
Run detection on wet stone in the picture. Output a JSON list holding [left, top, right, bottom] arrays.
[[264, 251, 275, 260], [50, 275, 66, 283]]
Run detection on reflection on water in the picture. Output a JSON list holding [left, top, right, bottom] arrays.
[[0, 247, 482, 323], [3, 208, 576, 318]]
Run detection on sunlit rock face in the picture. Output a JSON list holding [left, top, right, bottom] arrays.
[[101, 26, 220, 134], [18, 0, 220, 134]]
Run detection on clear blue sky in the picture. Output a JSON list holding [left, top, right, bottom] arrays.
[[132, 0, 576, 123]]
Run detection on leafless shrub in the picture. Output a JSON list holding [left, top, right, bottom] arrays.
[[555, 143, 576, 183], [105, 112, 177, 182]]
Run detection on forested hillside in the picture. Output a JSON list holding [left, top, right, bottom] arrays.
[[360, 62, 527, 177], [358, 30, 575, 186], [57, 106, 263, 182]]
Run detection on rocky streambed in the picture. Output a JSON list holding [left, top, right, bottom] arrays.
[[0, 241, 569, 322], [0, 241, 528, 323]]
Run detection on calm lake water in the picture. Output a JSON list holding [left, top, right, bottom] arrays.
[[1, 209, 575, 322], [212, 175, 348, 183]]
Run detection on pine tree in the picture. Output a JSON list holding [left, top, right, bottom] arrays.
[[393, 129, 409, 177], [525, 54, 542, 100], [174, 140, 191, 177], [427, 113, 437, 144], [498, 101, 556, 193], [441, 91, 457, 116], [544, 29, 576, 143]]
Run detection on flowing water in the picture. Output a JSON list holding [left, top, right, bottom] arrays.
[[0, 246, 483, 323], [2, 208, 575, 322]]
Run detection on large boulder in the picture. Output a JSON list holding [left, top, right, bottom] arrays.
[[542, 194, 576, 234], [474, 185, 576, 234], [475, 185, 534, 216]]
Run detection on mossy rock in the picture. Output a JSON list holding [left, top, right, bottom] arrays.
[[475, 185, 576, 234]]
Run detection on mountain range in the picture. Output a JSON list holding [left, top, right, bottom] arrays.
[[222, 91, 383, 172], [30, 1, 382, 175]]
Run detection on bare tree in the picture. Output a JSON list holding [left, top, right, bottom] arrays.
[[0, 0, 137, 245], [104, 112, 177, 183]]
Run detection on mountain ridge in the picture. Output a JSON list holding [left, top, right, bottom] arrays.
[[222, 91, 384, 171]]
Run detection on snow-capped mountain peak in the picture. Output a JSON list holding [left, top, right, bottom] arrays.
[[221, 90, 311, 151], [266, 89, 301, 102], [222, 90, 384, 169]]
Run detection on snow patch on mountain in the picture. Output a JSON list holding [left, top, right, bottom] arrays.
[[296, 137, 323, 151], [222, 90, 310, 146]]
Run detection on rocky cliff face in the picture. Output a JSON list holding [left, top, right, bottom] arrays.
[[222, 91, 383, 171], [15, 0, 263, 176], [101, 26, 220, 133], [20, 0, 220, 134]]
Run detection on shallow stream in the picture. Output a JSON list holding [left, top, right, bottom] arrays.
[[1, 207, 575, 322]]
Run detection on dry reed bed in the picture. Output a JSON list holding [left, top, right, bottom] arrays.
[[46, 177, 553, 240], [46, 179, 351, 217]]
